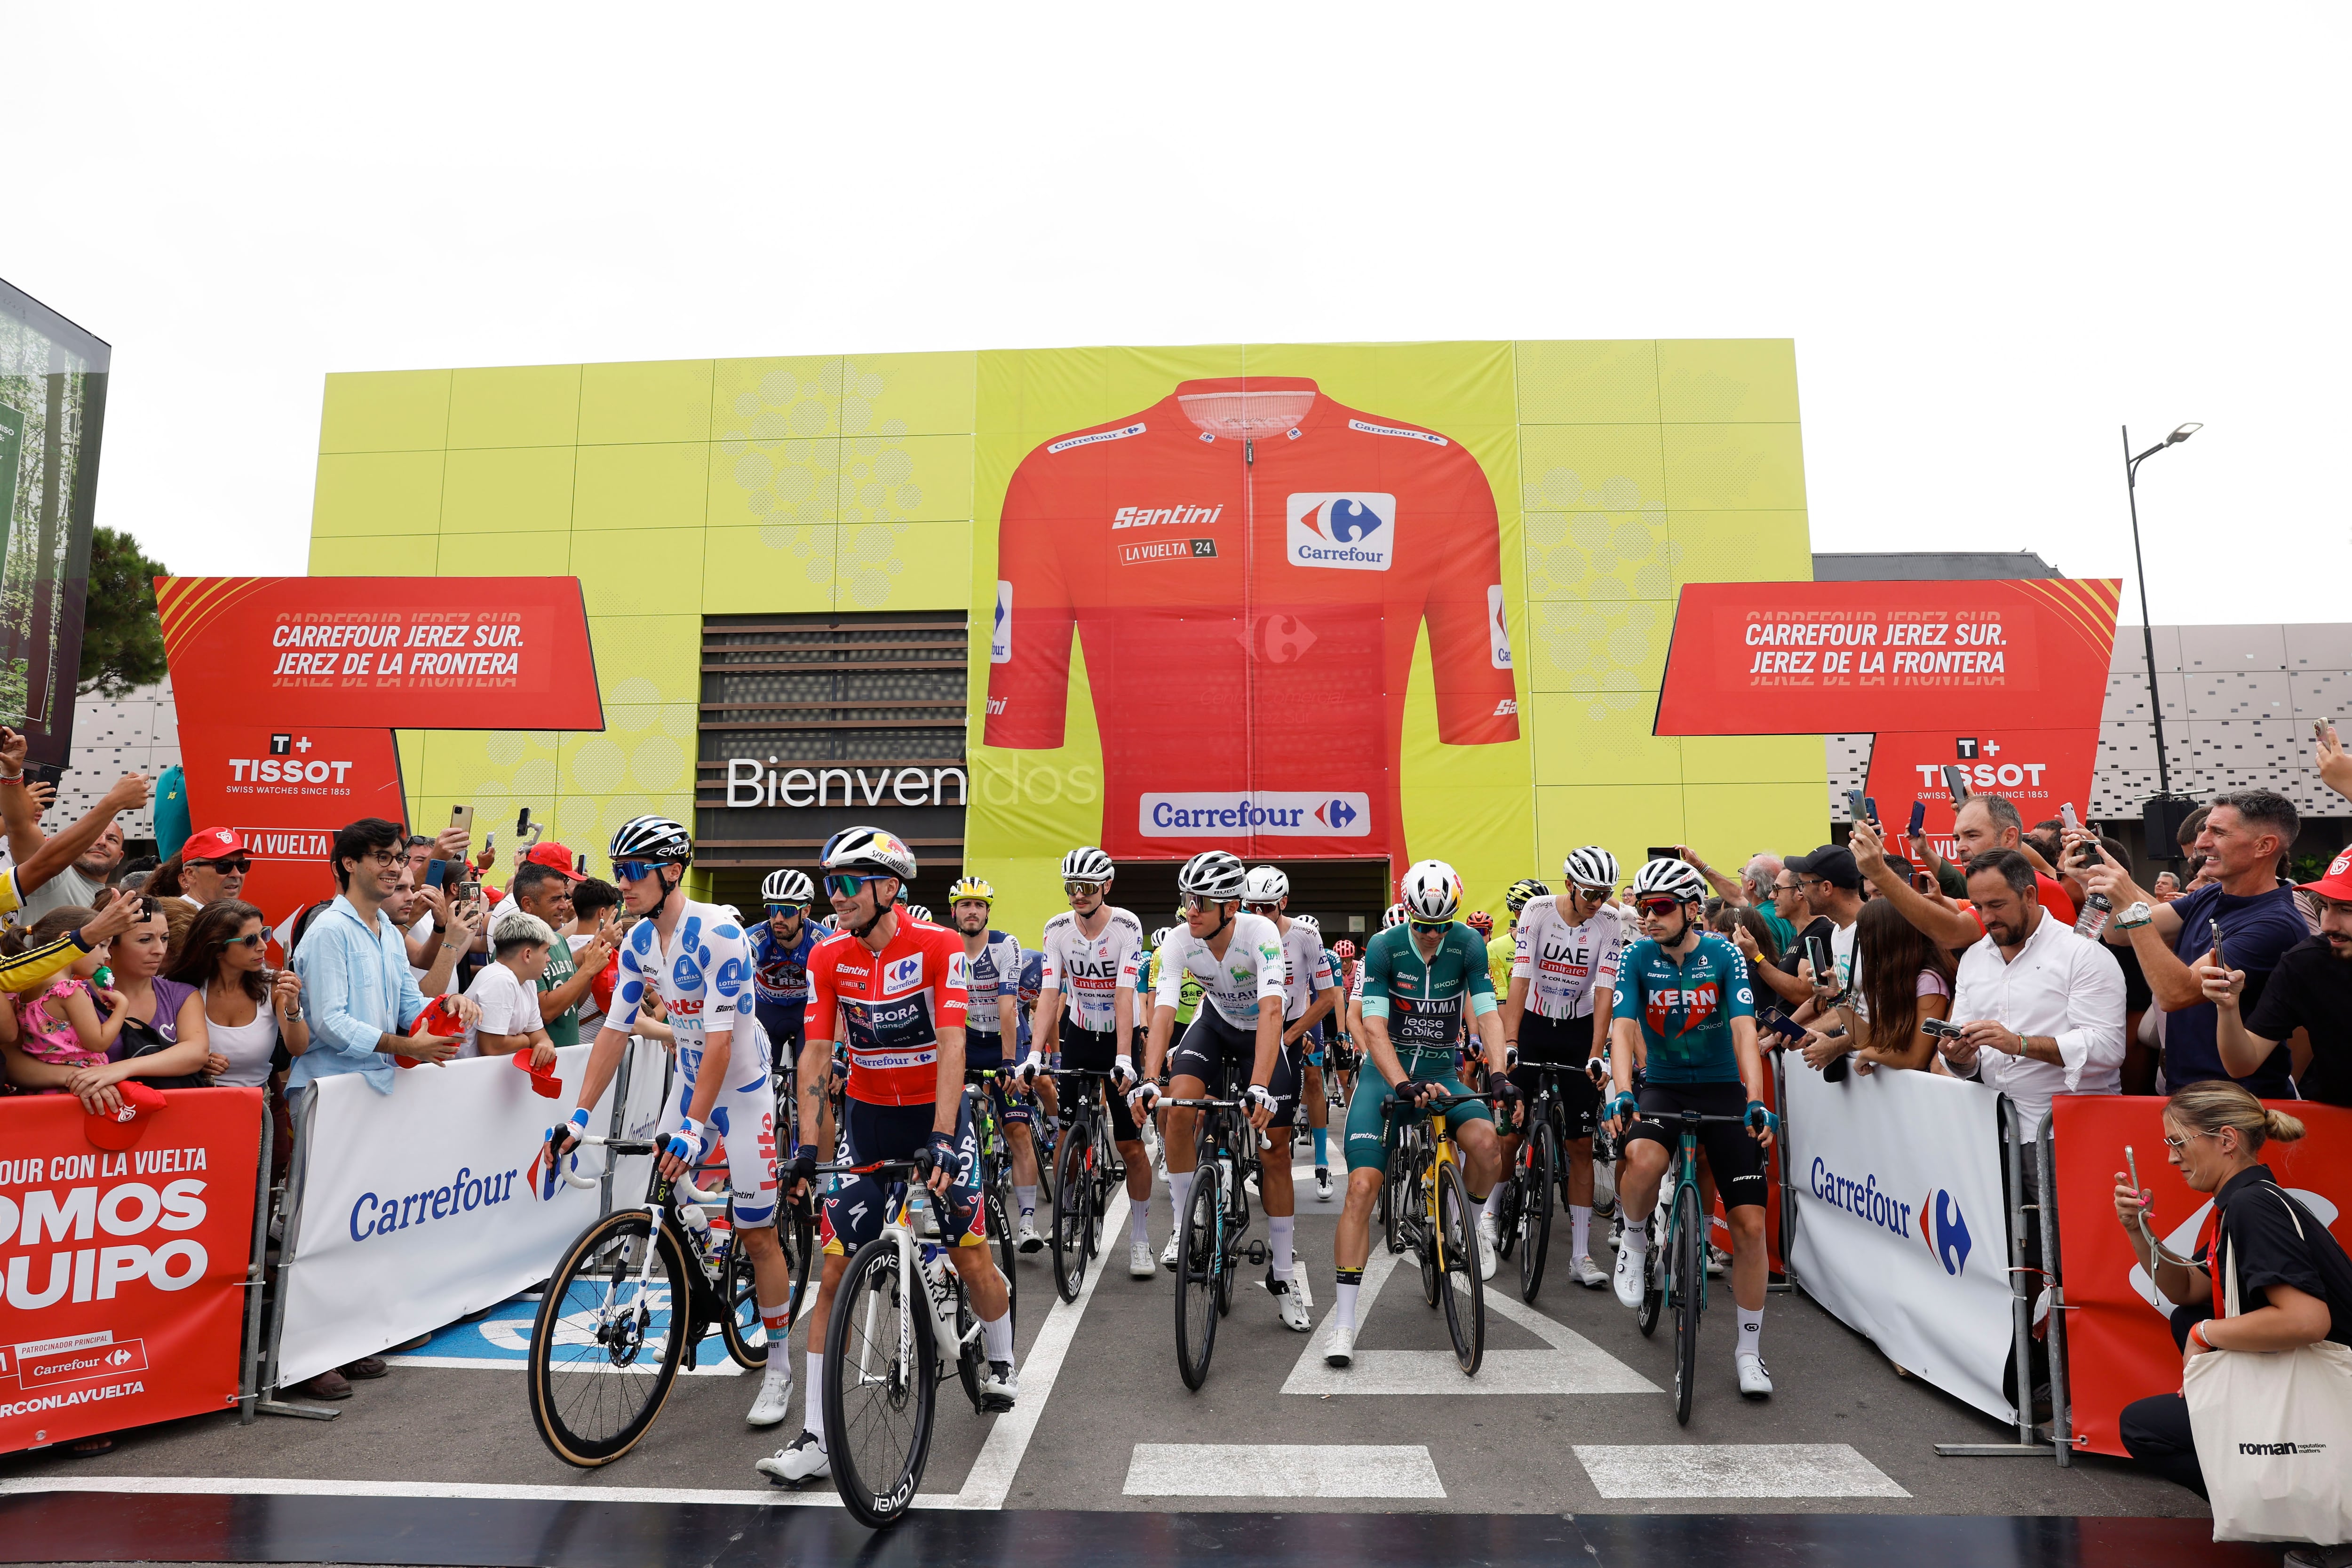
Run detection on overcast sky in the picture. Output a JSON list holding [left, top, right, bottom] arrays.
[[8, 6, 2342, 626]]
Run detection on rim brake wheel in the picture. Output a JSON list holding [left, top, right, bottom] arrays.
[[1174, 1162, 1222, 1391]]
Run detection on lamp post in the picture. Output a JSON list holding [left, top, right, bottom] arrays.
[[2122, 422, 2201, 800]]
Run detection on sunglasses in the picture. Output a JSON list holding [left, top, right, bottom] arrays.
[[1244, 900, 1280, 914], [1179, 892, 1224, 914], [766, 902, 806, 916], [1065, 880, 1106, 898], [612, 860, 663, 882], [1407, 916, 1452, 932], [224, 931, 270, 948], [1636, 897, 1685, 916], [824, 872, 886, 899], [192, 857, 253, 875]]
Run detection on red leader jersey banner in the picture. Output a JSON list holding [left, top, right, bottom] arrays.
[[2050, 1096, 2352, 1457], [154, 577, 604, 732], [0, 1089, 263, 1454], [176, 723, 408, 924], [1654, 579, 2121, 737]]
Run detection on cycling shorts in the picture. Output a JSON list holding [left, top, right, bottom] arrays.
[[1510, 1010, 1602, 1140], [661, 1055, 779, 1229], [754, 998, 806, 1058], [1166, 1006, 1301, 1130], [1342, 1063, 1492, 1175], [1621, 1081, 1769, 1211], [1058, 1022, 1144, 1140], [821, 1094, 985, 1254]]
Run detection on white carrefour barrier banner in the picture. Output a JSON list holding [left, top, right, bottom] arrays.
[[1783, 1061, 2016, 1422], [276, 1047, 615, 1387]]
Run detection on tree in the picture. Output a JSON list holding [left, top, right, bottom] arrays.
[[77, 526, 170, 699]]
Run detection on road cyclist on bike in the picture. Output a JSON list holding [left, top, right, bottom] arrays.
[[1242, 867, 1341, 1206], [1325, 938, 1360, 1102], [545, 816, 797, 1430], [1601, 856, 1779, 1400], [948, 876, 1041, 1255], [1133, 850, 1309, 1330], [1321, 861, 1510, 1368], [1501, 846, 1624, 1289], [757, 826, 1015, 1487], [752, 868, 823, 1147]]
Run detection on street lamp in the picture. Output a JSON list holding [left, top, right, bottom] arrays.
[[2122, 422, 2199, 838]]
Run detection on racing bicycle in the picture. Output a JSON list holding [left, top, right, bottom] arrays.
[[1047, 1067, 1127, 1302], [1382, 1089, 1489, 1376], [1489, 1059, 1595, 1303], [1631, 1106, 1755, 1425], [963, 1068, 1022, 1319], [1166, 1086, 1272, 1391]]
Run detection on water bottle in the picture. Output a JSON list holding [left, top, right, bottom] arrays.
[[678, 1202, 711, 1240], [2074, 891, 2112, 940]]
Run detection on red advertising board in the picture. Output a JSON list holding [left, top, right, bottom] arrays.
[[154, 577, 603, 732], [2049, 1096, 2352, 1457], [1654, 579, 2121, 737], [1862, 727, 2105, 857], [175, 723, 408, 924], [0, 1089, 263, 1454]]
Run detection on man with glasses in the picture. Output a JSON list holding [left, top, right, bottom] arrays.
[[752, 868, 821, 1067], [1500, 845, 1625, 1289], [1753, 844, 1864, 1016], [548, 815, 797, 1435], [167, 826, 249, 906], [951, 876, 1050, 1260]]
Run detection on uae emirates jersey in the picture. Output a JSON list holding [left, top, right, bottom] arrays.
[[985, 376, 1518, 866]]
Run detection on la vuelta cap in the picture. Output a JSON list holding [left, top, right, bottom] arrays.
[[86, 1080, 169, 1152], [2300, 846, 2352, 902]]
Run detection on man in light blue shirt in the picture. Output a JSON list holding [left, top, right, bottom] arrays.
[[290, 817, 478, 1096]]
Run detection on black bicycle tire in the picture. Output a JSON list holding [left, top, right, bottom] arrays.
[[1673, 1178, 1703, 1426], [1637, 1202, 1664, 1337], [1436, 1157, 1484, 1376], [1174, 1161, 1221, 1391], [1415, 1145, 1441, 1309], [1050, 1123, 1089, 1304], [527, 1209, 689, 1468], [987, 1190, 1018, 1332], [718, 1234, 766, 1370], [825, 1235, 938, 1528], [1520, 1122, 1557, 1304], [1378, 1140, 1402, 1255]]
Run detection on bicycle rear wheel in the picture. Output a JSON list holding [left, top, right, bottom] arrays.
[[1435, 1158, 1484, 1376], [1173, 1163, 1222, 1391], [825, 1236, 938, 1528], [1518, 1122, 1557, 1304], [1671, 1178, 1704, 1426], [1049, 1123, 1089, 1303], [527, 1210, 689, 1467], [720, 1197, 817, 1370]]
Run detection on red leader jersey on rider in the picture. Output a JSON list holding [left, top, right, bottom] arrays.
[[983, 376, 1518, 868], [804, 916, 969, 1109]]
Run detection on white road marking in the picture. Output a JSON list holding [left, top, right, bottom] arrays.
[[1280, 1250, 1658, 1395], [1123, 1444, 1444, 1499], [383, 1354, 744, 1377], [1572, 1443, 1910, 1498], [0, 1475, 958, 1509]]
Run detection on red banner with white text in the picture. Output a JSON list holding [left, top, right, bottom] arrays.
[[1862, 728, 2104, 858], [0, 1090, 263, 1454], [2050, 1096, 2352, 1457], [175, 723, 408, 926]]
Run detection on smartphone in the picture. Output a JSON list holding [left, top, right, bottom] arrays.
[[1845, 789, 1867, 823], [1908, 799, 1927, 836], [1646, 846, 1679, 866], [2060, 802, 2080, 833], [1942, 764, 1971, 803], [425, 860, 449, 889], [1862, 796, 1879, 827], [1922, 1015, 1965, 1042], [447, 804, 474, 842], [2210, 917, 2228, 971], [1805, 932, 1834, 989], [2317, 718, 2334, 743], [1762, 1013, 1810, 1042], [516, 806, 532, 837]]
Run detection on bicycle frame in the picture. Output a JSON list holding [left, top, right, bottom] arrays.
[[556, 1132, 733, 1345], [1387, 1093, 1489, 1270]]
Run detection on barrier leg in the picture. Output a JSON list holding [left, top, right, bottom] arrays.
[[1935, 1097, 2054, 1457], [238, 1097, 274, 1424], [1769, 1048, 1796, 1295], [2040, 1119, 2074, 1468], [256, 1086, 341, 1422]]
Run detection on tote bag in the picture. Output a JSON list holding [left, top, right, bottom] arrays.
[[2183, 1185, 2352, 1544]]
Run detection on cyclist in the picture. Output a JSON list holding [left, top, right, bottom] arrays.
[[1601, 857, 1778, 1400], [948, 876, 1041, 1254], [1494, 877, 1549, 997], [758, 826, 1013, 1487], [1242, 867, 1340, 1205], [1321, 862, 1508, 1367], [1022, 846, 1153, 1276], [1327, 938, 1360, 1100], [752, 868, 821, 1143], [547, 816, 796, 1431], [1500, 846, 1624, 1289], [1132, 851, 1308, 1330]]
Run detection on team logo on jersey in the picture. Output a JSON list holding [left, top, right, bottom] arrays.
[[1487, 585, 1513, 669], [1644, 981, 1720, 1036], [1047, 421, 1146, 455], [1287, 492, 1395, 571], [883, 954, 924, 996], [991, 581, 1012, 664], [1118, 538, 1218, 566]]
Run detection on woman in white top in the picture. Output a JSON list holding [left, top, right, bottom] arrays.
[[1801, 898, 1955, 1075], [165, 899, 308, 1087]]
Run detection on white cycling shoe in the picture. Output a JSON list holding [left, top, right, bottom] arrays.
[[1314, 1169, 1334, 1202], [1268, 1276, 1311, 1332], [1737, 1353, 1774, 1400], [1016, 1216, 1044, 1255], [756, 1431, 829, 1484], [978, 1359, 1019, 1412], [1569, 1253, 1607, 1290], [1475, 1214, 1499, 1281], [1322, 1321, 1356, 1367], [746, 1362, 794, 1427], [1612, 1243, 1645, 1309], [1129, 1239, 1157, 1278]]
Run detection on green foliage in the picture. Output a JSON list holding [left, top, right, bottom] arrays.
[[77, 526, 170, 699]]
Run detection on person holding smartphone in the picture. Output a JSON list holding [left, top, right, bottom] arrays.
[[1752, 844, 1863, 1018]]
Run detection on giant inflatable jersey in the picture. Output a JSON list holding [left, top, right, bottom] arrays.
[[984, 376, 1517, 867]]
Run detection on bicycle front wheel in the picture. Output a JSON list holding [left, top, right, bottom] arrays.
[[825, 1236, 938, 1528], [1672, 1178, 1704, 1426], [1050, 1123, 1089, 1303], [1173, 1163, 1221, 1391], [986, 1190, 1018, 1330], [1435, 1158, 1484, 1376], [527, 1210, 689, 1468], [1519, 1122, 1557, 1304], [1637, 1203, 1664, 1338]]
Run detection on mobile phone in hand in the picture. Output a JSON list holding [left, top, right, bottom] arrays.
[[1908, 799, 1927, 836], [2317, 718, 2334, 743], [1942, 764, 1971, 803], [1845, 789, 1867, 823], [2210, 917, 2228, 972], [1862, 796, 1879, 827], [1805, 932, 1834, 989], [1922, 1016, 1965, 1042], [425, 860, 448, 889]]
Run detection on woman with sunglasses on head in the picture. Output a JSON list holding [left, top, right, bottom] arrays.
[[166, 899, 308, 1089], [146, 827, 249, 908], [25, 896, 214, 1114]]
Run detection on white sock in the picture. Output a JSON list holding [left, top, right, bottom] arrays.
[[804, 1350, 826, 1447], [1335, 1280, 1359, 1330], [1016, 1184, 1036, 1219], [1129, 1195, 1152, 1246], [1473, 1194, 1491, 1228], [1168, 1169, 1193, 1226], [1570, 1204, 1592, 1259], [1737, 1305, 1763, 1363], [1269, 1216, 1294, 1281], [979, 1309, 1014, 1363], [1621, 1218, 1650, 1258]]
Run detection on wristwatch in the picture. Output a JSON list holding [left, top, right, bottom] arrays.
[[2115, 901, 2154, 931]]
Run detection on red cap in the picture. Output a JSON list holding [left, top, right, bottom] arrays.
[[86, 1081, 168, 1152], [181, 826, 245, 862], [512, 1049, 564, 1099], [2301, 847, 2352, 902], [519, 842, 580, 881]]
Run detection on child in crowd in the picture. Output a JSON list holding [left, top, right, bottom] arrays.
[[462, 907, 560, 1067], [11, 907, 126, 1068]]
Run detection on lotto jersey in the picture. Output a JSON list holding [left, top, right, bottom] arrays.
[[805, 916, 970, 1107], [751, 918, 822, 1007], [1148, 946, 1204, 1024], [1279, 918, 1335, 1021], [962, 929, 1024, 1035], [1154, 911, 1287, 1028], [610, 901, 757, 1089], [985, 376, 1517, 869], [1610, 933, 1756, 1086], [1510, 897, 1625, 1020], [1360, 922, 1495, 1069], [1040, 906, 1144, 1034]]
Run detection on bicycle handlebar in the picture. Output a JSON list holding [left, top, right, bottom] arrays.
[[1156, 1097, 1274, 1151], [552, 1130, 723, 1204]]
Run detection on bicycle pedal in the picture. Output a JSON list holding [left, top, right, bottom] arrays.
[[1245, 1240, 1267, 1266]]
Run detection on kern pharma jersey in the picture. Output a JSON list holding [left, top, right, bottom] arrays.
[[985, 377, 1518, 865]]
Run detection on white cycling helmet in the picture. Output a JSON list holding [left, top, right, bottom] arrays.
[[1150, 925, 1172, 948], [1631, 857, 1708, 904], [762, 868, 814, 905], [903, 904, 934, 924], [1240, 866, 1289, 904], [1382, 902, 1410, 928], [1177, 850, 1248, 902], [821, 825, 917, 882], [1061, 846, 1115, 883], [1398, 859, 1464, 923], [1563, 846, 1620, 892], [1293, 913, 1319, 930]]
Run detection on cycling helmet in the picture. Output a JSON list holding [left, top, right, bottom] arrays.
[[1631, 857, 1708, 904], [904, 904, 934, 924], [1382, 902, 1410, 928], [1177, 850, 1248, 902], [1465, 910, 1494, 936], [1240, 866, 1289, 904], [1150, 925, 1172, 949], [1293, 913, 1319, 930], [1563, 845, 1620, 891], [762, 868, 814, 905], [1331, 938, 1358, 961], [1398, 859, 1464, 923], [1061, 846, 1115, 883], [610, 815, 692, 865], [1504, 877, 1551, 914], [947, 876, 996, 906], [820, 825, 917, 881]]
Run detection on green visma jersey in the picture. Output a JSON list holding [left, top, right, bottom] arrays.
[[1359, 922, 1495, 1070]]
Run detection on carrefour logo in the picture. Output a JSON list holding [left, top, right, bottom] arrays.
[[1287, 492, 1394, 571], [1808, 1157, 1972, 1277], [883, 955, 924, 996], [991, 581, 1012, 664], [1922, 1187, 1973, 1277], [1140, 791, 1371, 838]]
